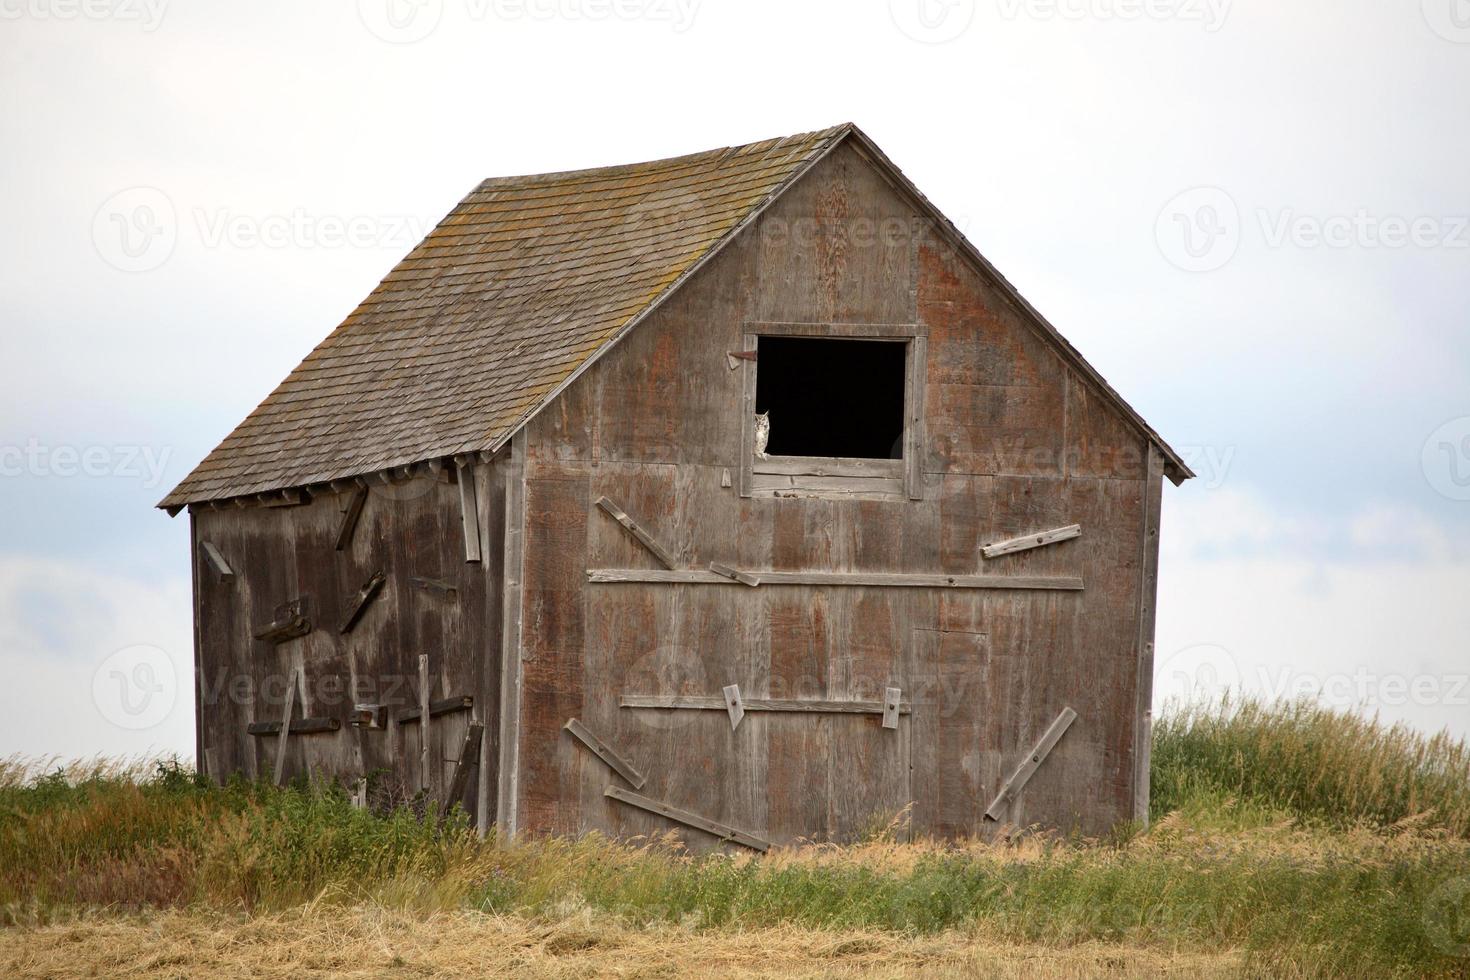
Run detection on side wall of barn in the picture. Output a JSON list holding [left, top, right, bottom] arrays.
[[191, 461, 507, 821], [502, 137, 1164, 846]]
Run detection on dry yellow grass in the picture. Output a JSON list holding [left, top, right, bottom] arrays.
[[0, 905, 1248, 979]]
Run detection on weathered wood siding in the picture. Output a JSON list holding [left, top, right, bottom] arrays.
[[191, 464, 506, 820], [511, 140, 1160, 845]]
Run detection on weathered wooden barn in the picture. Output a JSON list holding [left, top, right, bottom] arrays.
[[161, 123, 1193, 848]]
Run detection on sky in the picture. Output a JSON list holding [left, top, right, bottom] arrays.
[[1, 0, 1467, 762]]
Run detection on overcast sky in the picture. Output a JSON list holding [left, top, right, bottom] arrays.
[[2, 0, 1467, 762]]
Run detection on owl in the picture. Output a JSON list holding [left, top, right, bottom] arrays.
[[753, 412, 771, 459]]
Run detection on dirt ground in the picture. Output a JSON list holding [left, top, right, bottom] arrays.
[[0, 907, 1248, 979]]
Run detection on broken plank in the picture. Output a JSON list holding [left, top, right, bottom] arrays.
[[590, 569, 1083, 591], [263, 488, 309, 508], [723, 685, 745, 730], [410, 576, 459, 599], [882, 687, 902, 730], [595, 496, 678, 569], [621, 695, 911, 716], [198, 541, 234, 581], [447, 724, 484, 808], [605, 786, 770, 852], [338, 571, 386, 634], [564, 718, 646, 789], [982, 524, 1082, 559], [984, 707, 1078, 821], [419, 655, 432, 795], [271, 668, 299, 788], [246, 717, 342, 736], [334, 487, 368, 552], [396, 695, 474, 725], [459, 460, 482, 563], [709, 562, 760, 587], [253, 598, 311, 644]]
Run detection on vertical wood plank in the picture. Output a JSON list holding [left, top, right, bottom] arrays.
[[419, 654, 432, 796], [459, 459, 482, 563], [272, 666, 298, 787], [1132, 444, 1164, 825], [906, 334, 927, 499], [495, 431, 528, 836], [738, 330, 756, 498]]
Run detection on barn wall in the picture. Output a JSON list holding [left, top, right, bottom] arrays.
[[191, 461, 506, 821], [510, 139, 1160, 845]]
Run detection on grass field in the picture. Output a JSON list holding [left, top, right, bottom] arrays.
[[2, 698, 1469, 978]]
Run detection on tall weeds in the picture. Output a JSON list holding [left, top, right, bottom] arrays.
[[1152, 695, 1470, 834], [2, 699, 1469, 978]]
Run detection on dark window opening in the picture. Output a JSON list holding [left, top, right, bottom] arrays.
[[754, 337, 907, 460]]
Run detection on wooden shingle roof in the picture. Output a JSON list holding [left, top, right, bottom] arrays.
[[161, 125, 850, 508], [162, 123, 1192, 510]]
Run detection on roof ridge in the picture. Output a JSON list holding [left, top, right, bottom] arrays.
[[472, 123, 849, 191]]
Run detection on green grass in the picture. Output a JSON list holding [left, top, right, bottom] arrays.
[[3, 698, 1470, 978], [1152, 695, 1470, 835]]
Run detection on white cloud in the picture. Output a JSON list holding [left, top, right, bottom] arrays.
[[0, 557, 194, 761], [1156, 491, 1470, 740]]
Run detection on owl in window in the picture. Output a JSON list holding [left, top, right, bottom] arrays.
[[753, 412, 771, 459]]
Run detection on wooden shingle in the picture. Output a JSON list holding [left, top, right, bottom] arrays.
[[161, 126, 848, 508]]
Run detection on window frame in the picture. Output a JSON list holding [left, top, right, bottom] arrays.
[[738, 321, 927, 501]]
